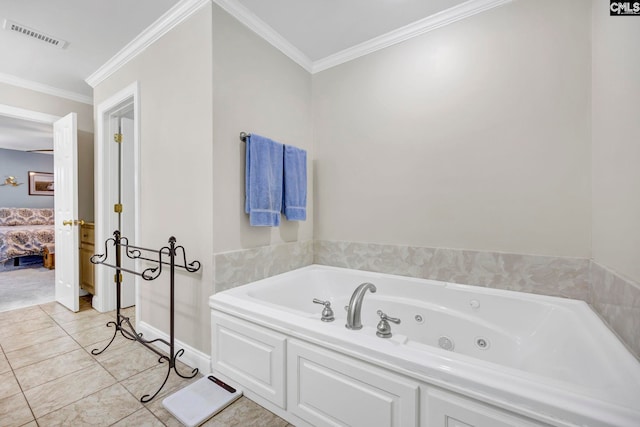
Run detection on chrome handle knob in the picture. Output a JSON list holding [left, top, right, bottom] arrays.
[[376, 310, 401, 338], [376, 310, 401, 324], [312, 298, 335, 322]]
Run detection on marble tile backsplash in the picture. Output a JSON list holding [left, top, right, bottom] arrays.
[[590, 262, 640, 358], [314, 240, 591, 300], [211, 239, 638, 358], [213, 240, 313, 293]]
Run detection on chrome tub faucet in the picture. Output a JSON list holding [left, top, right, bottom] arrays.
[[345, 282, 376, 330]]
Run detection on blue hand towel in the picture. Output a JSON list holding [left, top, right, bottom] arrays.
[[245, 134, 284, 226], [283, 144, 307, 221]]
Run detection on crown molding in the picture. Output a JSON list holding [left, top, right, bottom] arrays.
[[85, 0, 210, 88], [85, 0, 511, 86], [211, 0, 313, 72], [0, 72, 93, 105], [312, 0, 513, 73]]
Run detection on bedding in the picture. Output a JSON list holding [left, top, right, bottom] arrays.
[[0, 208, 55, 263]]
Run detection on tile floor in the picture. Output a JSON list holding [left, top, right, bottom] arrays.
[[0, 297, 291, 426]]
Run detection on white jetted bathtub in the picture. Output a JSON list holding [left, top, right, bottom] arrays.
[[209, 265, 640, 427]]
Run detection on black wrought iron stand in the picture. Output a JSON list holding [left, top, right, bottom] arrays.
[[90, 230, 201, 402]]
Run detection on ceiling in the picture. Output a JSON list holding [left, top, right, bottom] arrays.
[[235, 0, 468, 62], [0, 115, 54, 152], [0, 0, 474, 151]]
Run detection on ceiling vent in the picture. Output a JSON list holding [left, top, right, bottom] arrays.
[[3, 19, 68, 49]]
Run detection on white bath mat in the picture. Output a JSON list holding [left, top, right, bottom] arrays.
[[162, 374, 242, 427]]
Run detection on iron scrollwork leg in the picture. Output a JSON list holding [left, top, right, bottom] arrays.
[[90, 231, 201, 402]]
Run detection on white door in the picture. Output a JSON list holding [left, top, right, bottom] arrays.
[[54, 113, 80, 312]]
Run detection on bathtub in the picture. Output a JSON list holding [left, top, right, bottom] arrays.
[[209, 265, 640, 427]]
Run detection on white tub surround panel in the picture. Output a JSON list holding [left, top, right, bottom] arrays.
[[590, 262, 640, 358], [314, 240, 591, 301], [214, 240, 313, 292], [210, 266, 640, 427]]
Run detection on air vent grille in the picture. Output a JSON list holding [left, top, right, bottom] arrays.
[[3, 19, 68, 49]]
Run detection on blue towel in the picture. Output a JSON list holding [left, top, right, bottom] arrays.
[[283, 144, 307, 221], [245, 134, 284, 226]]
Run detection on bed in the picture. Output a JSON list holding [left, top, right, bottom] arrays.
[[0, 208, 55, 264]]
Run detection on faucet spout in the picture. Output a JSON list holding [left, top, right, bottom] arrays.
[[345, 282, 376, 330]]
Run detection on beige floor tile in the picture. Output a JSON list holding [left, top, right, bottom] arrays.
[[0, 350, 10, 374], [49, 306, 103, 324], [70, 322, 123, 348], [39, 301, 70, 315], [0, 305, 47, 325], [0, 324, 67, 353], [87, 332, 134, 361], [111, 407, 164, 427], [58, 312, 114, 335], [5, 335, 81, 369], [201, 397, 288, 427], [24, 363, 116, 418], [145, 399, 183, 427], [14, 348, 96, 391], [18, 422, 38, 427], [120, 306, 136, 318], [0, 371, 22, 400], [36, 383, 142, 426], [0, 392, 34, 427], [99, 341, 164, 381], [0, 316, 58, 340], [120, 363, 200, 403]]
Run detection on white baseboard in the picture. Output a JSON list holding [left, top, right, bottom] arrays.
[[138, 321, 211, 374]]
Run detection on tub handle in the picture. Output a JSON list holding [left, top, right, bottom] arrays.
[[376, 310, 401, 338], [312, 299, 335, 322]]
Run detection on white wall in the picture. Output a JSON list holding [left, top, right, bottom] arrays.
[[313, 0, 591, 258], [211, 3, 313, 254], [591, 1, 640, 283], [0, 82, 93, 133], [93, 4, 214, 353], [0, 84, 95, 220]]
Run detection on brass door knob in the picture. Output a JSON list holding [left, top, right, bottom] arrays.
[[63, 219, 85, 226]]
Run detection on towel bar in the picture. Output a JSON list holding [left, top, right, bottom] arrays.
[[239, 131, 251, 142]]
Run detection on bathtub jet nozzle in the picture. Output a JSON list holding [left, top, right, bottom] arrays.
[[345, 282, 377, 330]]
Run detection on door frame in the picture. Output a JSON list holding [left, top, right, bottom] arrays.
[[94, 82, 141, 317], [0, 104, 86, 309]]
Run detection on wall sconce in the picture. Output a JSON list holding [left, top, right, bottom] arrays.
[[1, 176, 24, 187]]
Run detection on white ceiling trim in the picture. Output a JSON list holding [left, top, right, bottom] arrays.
[[85, 0, 210, 88], [212, 0, 313, 72], [84, 0, 512, 88], [0, 72, 93, 105], [0, 103, 60, 123], [313, 0, 514, 73]]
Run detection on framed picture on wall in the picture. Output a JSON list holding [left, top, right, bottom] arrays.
[[28, 171, 54, 196]]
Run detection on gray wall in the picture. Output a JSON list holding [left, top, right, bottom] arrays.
[[211, 1, 313, 254], [0, 148, 53, 208], [312, 0, 591, 259], [591, 0, 640, 284], [94, 4, 214, 355]]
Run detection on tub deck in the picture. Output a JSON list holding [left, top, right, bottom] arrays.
[[210, 265, 640, 427]]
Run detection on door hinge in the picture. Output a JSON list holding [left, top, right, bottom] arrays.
[[114, 133, 123, 143], [114, 273, 123, 283], [114, 203, 123, 213]]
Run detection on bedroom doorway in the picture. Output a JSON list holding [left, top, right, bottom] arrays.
[[95, 83, 140, 316], [0, 104, 83, 312]]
